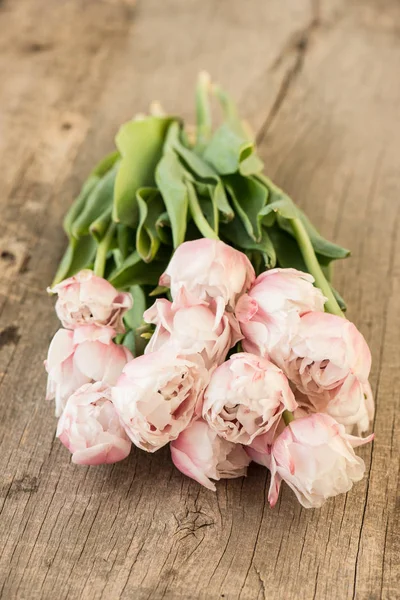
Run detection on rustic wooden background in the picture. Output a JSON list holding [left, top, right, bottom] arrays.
[[0, 0, 399, 598]]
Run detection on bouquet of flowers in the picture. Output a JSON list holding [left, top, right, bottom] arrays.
[[45, 73, 374, 509]]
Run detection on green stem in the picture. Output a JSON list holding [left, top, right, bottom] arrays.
[[283, 410, 294, 426], [94, 221, 116, 278], [187, 180, 219, 240], [195, 71, 212, 151], [212, 84, 238, 124], [257, 174, 344, 317], [290, 218, 344, 317]]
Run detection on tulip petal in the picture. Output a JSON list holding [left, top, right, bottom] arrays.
[[171, 446, 216, 491]]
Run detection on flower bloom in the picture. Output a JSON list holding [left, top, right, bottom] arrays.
[[260, 413, 374, 508], [143, 297, 242, 369], [45, 326, 132, 416], [48, 269, 132, 333], [170, 419, 250, 491], [236, 268, 326, 361], [57, 382, 131, 465], [159, 239, 255, 313], [203, 352, 297, 445], [112, 350, 209, 452], [299, 378, 375, 435], [282, 311, 371, 399]]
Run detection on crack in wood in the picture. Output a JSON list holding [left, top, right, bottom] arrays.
[[256, 13, 320, 146]]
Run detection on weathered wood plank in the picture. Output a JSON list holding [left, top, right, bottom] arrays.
[[0, 1, 398, 599]]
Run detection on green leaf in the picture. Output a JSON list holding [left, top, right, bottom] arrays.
[[173, 139, 234, 223], [112, 248, 124, 270], [155, 150, 188, 248], [121, 329, 137, 354], [149, 285, 169, 297], [257, 174, 350, 261], [259, 196, 298, 223], [63, 236, 96, 277], [198, 194, 217, 233], [165, 122, 234, 224], [52, 243, 75, 285], [155, 211, 173, 246], [212, 83, 258, 145], [162, 120, 183, 153], [245, 250, 271, 277], [268, 226, 308, 272], [224, 174, 268, 242], [113, 116, 173, 227], [321, 265, 346, 310], [287, 209, 350, 260], [72, 166, 117, 238], [136, 187, 164, 262], [321, 263, 333, 282], [212, 84, 244, 134], [221, 218, 276, 268], [63, 151, 120, 240], [187, 180, 219, 240], [89, 206, 112, 243], [52, 236, 96, 285], [276, 211, 350, 262], [203, 123, 257, 175], [63, 175, 99, 238], [268, 225, 346, 307], [174, 136, 217, 180], [192, 180, 209, 196], [91, 150, 120, 177], [267, 226, 347, 309], [213, 181, 234, 222], [239, 153, 264, 177], [331, 285, 347, 312], [108, 251, 169, 290], [119, 326, 148, 357], [124, 285, 147, 330], [117, 224, 134, 259]]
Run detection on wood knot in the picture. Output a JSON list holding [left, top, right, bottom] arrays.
[[173, 509, 215, 540], [0, 325, 20, 349], [1, 250, 16, 263], [10, 475, 39, 495], [0, 240, 30, 274], [23, 41, 52, 54]]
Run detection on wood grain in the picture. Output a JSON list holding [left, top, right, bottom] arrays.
[[0, 1, 398, 598]]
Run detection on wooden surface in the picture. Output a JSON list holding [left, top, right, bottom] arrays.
[[0, 1, 399, 598]]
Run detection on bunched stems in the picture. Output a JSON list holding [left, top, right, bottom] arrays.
[[290, 218, 344, 318], [94, 221, 116, 278]]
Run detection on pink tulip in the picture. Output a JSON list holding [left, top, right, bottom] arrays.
[[49, 269, 132, 333], [203, 352, 297, 445], [236, 268, 326, 361], [159, 239, 255, 314], [265, 413, 373, 508], [45, 326, 132, 416], [112, 350, 209, 452], [297, 378, 375, 435], [282, 312, 371, 401], [170, 420, 251, 491], [143, 297, 242, 369], [57, 382, 131, 465]]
